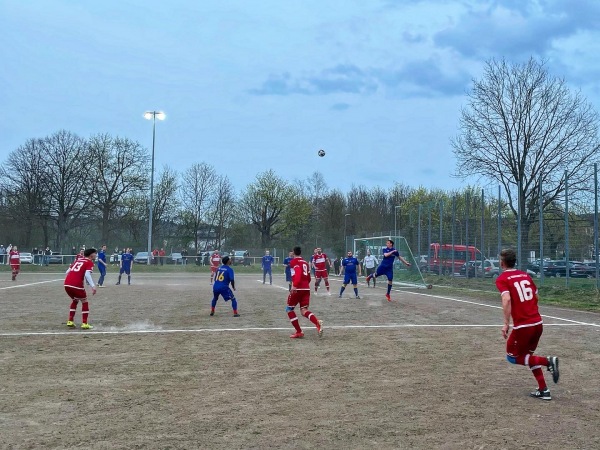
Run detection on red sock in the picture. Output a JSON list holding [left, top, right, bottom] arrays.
[[325, 280, 330, 291], [287, 311, 302, 333], [302, 310, 319, 327], [81, 302, 89, 324], [528, 355, 548, 367], [531, 367, 547, 391], [69, 300, 78, 321]]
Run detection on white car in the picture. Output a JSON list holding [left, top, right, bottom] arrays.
[[19, 252, 33, 264]]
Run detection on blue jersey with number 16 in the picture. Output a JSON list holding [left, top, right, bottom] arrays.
[[214, 265, 234, 290]]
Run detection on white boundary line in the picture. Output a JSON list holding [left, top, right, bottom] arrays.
[[0, 279, 63, 290], [0, 322, 588, 338]]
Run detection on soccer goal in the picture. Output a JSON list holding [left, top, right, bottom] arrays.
[[354, 235, 430, 289]]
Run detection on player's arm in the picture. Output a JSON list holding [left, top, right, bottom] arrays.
[[398, 255, 411, 267], [501, 292, 511, 339], [85, 270, 97, 294]]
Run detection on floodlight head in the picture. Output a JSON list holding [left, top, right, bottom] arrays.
[[143, 111, 166, 120]]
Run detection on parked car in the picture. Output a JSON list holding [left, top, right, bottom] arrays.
[[19, 252, 33, 264], [542, 260, 594, 278], [134, 251, 151, 264], [527, 259, 553, 274], [166, 252, 183, 264], [231, 250, 251, 266], [48, 252, 65, 264], [460, 260, 480, 278], [480, 259, 500, 278]]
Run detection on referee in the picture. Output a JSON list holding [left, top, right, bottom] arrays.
[[362, 250, 379, 287]]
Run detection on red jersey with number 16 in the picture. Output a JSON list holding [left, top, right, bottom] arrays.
[[495, 269, 542, 329], [290, 257, 311, 290], [64, 258, 95, 289]]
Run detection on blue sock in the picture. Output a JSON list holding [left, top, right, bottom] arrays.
[[231, 298, 238, 312], [354, 288, 358, 296], [339, 286, 345, 295], [387, 284, 392, 295], [211, 296, 218, 309]]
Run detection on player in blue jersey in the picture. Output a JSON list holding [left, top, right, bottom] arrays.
[[210, 256, 239, 317], [262, 250, 275, 285], [116, 247, 133, 285], [339, 250, 362, 299], [365, 240, 411, 301], [97, 244, 108, 287], [283, 250, 294, 291]]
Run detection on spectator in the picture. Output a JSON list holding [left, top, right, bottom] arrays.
[[152, 248, 159, 265], [43, 246, 51, 266], [181, 248, 188, 265], [333, 257, 341, 276], [71, 246, 77, 263], [159, 248, 166, 265], [0, 244, 5, 264], [6, 244, 13, 265]]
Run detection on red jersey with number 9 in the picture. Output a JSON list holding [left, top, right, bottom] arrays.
[[290, 257, 311, 290], [64, 258, 95, 289], [495, 269, 542, 328]]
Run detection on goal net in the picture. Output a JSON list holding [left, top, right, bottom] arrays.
[[353, 235, 430, 289]]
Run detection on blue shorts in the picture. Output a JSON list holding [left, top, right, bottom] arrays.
[[213, 287, 235, 302], [98, 265, 106, 276], [375, 265, 393, 281], [343, 273, 358, 285], [119, 267, 131, 275]]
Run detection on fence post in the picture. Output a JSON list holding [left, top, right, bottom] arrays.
[[517, 180, 522, 271], [539, 177, 544, 284], [439, 200, 443, 275], [497, 185, 501, 260], [452, 196, 456, 276], [465, 192, 470, 278], [595, 163, 599, 287], [565, 171, 569, 287], [481, 189, 485, 276]]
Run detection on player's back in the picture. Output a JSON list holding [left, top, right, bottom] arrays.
[[495, 269, 542, 327], [65, 258, 94, 288], [290, 257, 311, 289], [214, 265, 233, 290]]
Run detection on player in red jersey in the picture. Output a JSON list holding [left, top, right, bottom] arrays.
[[311, 247, 332, 295], [287, 246, 323, 339], [210, 250, 221, 284], [9, 246, 20, 281], [495, 248, 559, 400], [65, 248, 97, 330]]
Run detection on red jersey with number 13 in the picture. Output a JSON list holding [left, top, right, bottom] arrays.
[[64, 258, 95, 289], [495, 269, 542, 329], [291, 257, 311, 290]]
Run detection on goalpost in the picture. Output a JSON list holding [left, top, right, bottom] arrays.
[[353, 235, 431, 289]]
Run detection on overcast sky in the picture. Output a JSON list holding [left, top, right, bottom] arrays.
[[2, 0, 599, 193]]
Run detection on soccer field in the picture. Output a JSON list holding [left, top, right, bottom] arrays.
[[1, 271, 599, 449]]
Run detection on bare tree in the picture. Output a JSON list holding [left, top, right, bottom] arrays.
[[151, 166, 179, 248], [40, 130, 96, 250], [240, 170, 311, 247], [179, 162, 217, 250], [452, 57, 600, 265], [88, 134, 149, 244], [208, 174, 235, 250]]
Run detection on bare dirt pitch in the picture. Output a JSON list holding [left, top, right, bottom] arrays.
[[1, 270, 599, 449]]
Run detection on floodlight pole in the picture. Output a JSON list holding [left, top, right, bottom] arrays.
[[344, 213, 351, 251], [394, 205, 400, 238], [144, 111, 165, 265]]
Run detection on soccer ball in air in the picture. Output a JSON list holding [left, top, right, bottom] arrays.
[[318, 149, 326, 157]]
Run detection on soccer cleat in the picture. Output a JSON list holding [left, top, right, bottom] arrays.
[[209, 311, 214, 316], [355, 295, 361, 299], [115, 282, 120, 285], [233, 313, 240, 317], [385, 294, 391, 302], [317, 320, 324, 338], [98, 285, 104, 288], [338, 294, 342, 298], [290, 331, 304, 339], [547, 356, 560, 383], [327, 291, 331, 296], [66, 320, 75, 328], [80, 323, 93, 330], [529, 388, 552, 401]]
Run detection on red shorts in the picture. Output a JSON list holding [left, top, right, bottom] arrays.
[[506, 323, 543, 357], [287, 290, 310, 308], [211, 266, 218, 273], [10, 264, 20, 272], [65, 286, 87, 301], [314, 269, 328, 279]]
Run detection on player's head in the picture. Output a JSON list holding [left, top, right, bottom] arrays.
[[222, 255, 231, 265], [12, 245, 17, 251], [288, 250, 294, 257], [347, 250, 353, 257], [213, 250, 219, 255], [293, 246, 302, 256], [500, 248, 517, 269], [102, 245, 107, 250], [386, 240, 394, 248], [265, 250, 270, 255], [313, 248, 318, 254], [317, 247, 322, 254], [367, 249, 371, 255], [84, 248, 97, 259]]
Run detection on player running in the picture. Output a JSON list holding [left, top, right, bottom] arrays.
[[365, 239, 411, 301], [287, 246, 323, 339], [283, 250, 294, 292], [65, 248, 97, 329], [496, 248, 560, 400], [339, 250, 362, 299], [312, 247, 332, 295], [9, 246, 20, 281], [210, 256, 239, 317], [209, 250, 221, 285], [116, 247, 133, 285]]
